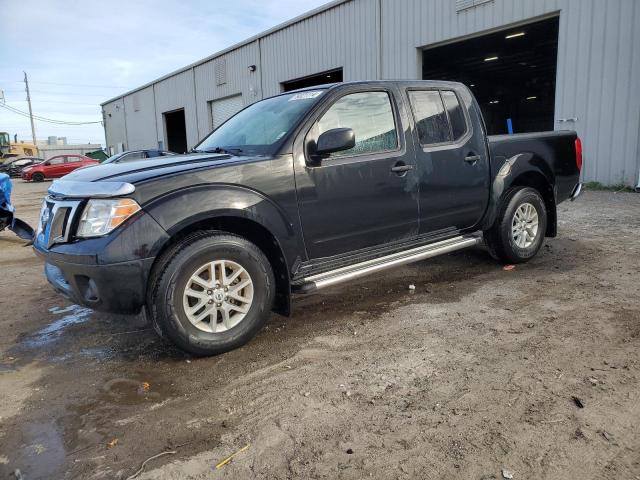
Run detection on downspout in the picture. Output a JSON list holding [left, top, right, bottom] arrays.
[[192, 67, 200, 146], [101, 108, 108, 152], [122, 98, 129, 151], [152, 83, 160, 150], [376, 0, 382, 79], [258, 38, 264, 100]]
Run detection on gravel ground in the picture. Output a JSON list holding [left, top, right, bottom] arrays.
[[0, 180, 638, 480]]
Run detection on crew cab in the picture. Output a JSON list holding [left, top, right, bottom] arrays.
[[22, 154, 99, 182], [33, 81, 582, 355]]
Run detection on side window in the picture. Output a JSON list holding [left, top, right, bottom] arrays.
[[407, 90, 451, 145], [441, 90, 467, 140], [49, 157, 64, 165], [66, 156, 81, 163], [119, 152, 146, 163], [317, 91, 398, 158]]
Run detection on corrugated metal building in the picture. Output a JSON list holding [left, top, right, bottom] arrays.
[[101, 0, 640, 186]]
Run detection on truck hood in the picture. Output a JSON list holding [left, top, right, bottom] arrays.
[[61, 152, 256, 184]]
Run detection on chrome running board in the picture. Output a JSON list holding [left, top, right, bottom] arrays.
[[294, 234, 482, 293]]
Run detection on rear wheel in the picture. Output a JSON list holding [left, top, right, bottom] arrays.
[[485, 187, 547, 264], [147, 231, 275, 356], [32, 172, 45, 182]]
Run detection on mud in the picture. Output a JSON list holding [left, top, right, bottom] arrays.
[[0, 180, 638, 479]]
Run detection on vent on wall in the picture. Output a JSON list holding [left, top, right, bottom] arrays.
[[456, 0, 494, 13], [215, 59, 227, 86]]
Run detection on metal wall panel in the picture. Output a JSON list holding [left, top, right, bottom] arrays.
[[153, 69, 199, 149], [381, 0, 640, 185], [102, 98, 126, 154], [194, 41, 261, 139], [259, 0, 378, 97], [122, 86, 157, 150]]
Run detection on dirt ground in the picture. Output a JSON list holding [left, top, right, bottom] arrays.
[[0, 180, 638, 480]]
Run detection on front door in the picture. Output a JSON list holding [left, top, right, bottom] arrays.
[[405, 88, 489, 234], [45, 156, 66, 177], [295, 87, 419, 260]]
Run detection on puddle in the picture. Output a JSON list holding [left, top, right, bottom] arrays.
[[1, 422, 67, 480], [101, 377, 166, 404], [23, 305, 93, 348], [49, 347, 116, 364]]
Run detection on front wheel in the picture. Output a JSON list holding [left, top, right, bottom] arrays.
[[32, 172, 45, 182], [147, 232, 275, 356], [484, 187, 547, 264]]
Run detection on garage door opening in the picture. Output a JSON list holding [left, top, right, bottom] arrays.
[[282, 68, 343, 92], [163, 109, 187, 153], [422, 16, 559, 135]]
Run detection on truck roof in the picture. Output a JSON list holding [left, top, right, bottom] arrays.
[[283, 79, 467, 95]]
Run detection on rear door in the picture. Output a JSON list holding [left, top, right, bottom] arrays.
[[62, 155, 83, 175], [294, 85, 419, 259], [405, 87, 490, 234]]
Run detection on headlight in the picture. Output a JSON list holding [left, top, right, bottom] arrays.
[[77, 198, 141, 237]]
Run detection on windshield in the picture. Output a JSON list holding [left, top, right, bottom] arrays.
[[195, 90, 325, 155]]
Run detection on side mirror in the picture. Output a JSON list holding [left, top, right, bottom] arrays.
[[316, 128, 355, 155]]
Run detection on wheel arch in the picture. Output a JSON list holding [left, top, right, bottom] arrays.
[[145, 186, 298, 317], [484, 154, 557, 237]]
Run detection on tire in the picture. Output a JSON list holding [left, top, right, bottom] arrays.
[[147, 231, 275, 356], [32, 172, 45, 182], [484, 187, 547, 264]]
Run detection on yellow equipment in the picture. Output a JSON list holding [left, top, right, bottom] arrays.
[[0, 132, 39, 161]]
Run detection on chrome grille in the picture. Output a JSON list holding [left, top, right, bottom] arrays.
[[39, 197, 81, 247]]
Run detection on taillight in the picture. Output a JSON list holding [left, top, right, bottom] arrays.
[[575, 137, 583, 171]]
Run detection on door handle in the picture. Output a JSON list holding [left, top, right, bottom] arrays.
[[464, 154, 481, 164], [391, 163, 413, 173]]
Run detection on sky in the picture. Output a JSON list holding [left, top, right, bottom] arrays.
[[0, 0, 329, 147]]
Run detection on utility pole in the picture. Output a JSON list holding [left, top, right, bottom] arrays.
[[23, 71, 37, 145]]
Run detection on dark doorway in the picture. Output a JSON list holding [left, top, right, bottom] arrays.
[[422, 16, 559, 135], [282, 68, 343, 92], [164, 109, 187, 153]]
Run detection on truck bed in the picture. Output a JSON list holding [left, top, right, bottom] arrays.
[[487, 130, 580, 204]]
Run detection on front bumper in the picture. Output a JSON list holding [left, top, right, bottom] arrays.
[[32, 201, 170, 314], [35, 247, 154, 314]]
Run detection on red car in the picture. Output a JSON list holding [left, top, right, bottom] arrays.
[[21, 154, 99, 182]]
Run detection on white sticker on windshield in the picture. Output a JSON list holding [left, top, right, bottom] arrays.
[[289, 91, 323, 101], [275, 131, 286, 140]]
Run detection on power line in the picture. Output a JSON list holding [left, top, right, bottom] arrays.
[[0, 80, 132, 89], [0, 102, 102, 125], [2, 89, 112, 97], [6, 99, 99, 106]]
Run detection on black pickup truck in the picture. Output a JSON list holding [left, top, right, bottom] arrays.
[[34, 81, 582, 355]]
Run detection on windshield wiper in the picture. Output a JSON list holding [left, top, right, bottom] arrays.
[[197, 147, 243, 156]]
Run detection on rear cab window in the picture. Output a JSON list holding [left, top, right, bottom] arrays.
[[407, 89, 468, 146]]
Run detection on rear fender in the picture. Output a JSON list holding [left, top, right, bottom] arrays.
[[482, 153, 556, 234]]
